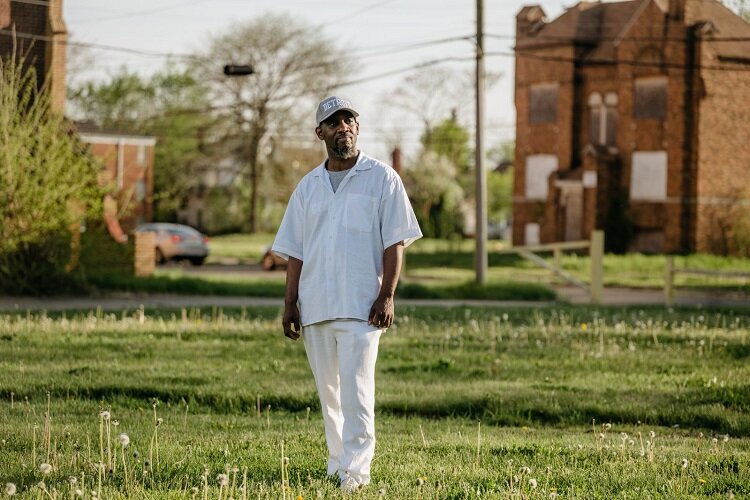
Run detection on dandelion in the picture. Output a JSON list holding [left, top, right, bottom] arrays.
[[156, 418, 163, 427], [604, 423, 612, 430], [378, 488, 386, 496], [549, 493, 559, 499], [581, 323, 588, 331], [74, 490, 83, 497], [217, 474, 229, 486], [649, 431, 656, 439], [529, 478, 538, 489], [722, 434, 730, 443], [282, 457, 290, 466], [5, 483, 16, 496], [682, 459, 689, 469], [520, 466, 532, 474], [712, 438, 719, 445], [39, 463, 52, 474], [118, 433, 130, 447], [68, 477, 77, 485], [699, 478, 707, 484], [99, 411, 110, 420], [36, 482, 46, 491], [112, 420, 119, 428], [416, 477, 425, 486], [296, 496, 304, 500]]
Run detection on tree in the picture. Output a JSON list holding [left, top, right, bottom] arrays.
[[68, 66, 213, 221], [0, 56, 103, 293], [193, 13, 352, 233], [487, 140, 514, 225]]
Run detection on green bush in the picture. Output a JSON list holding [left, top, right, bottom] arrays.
[[0, 54, 103, 294]]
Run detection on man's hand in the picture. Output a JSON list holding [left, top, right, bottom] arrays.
[[368, 293, 394, 329], [282, 302, 301, 340]]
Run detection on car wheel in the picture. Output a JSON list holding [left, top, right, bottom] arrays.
[[155, 248, 166, 264], [189, 256, 206, 266]]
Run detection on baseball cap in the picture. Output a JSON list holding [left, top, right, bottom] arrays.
[[316, 96, 359, 125]]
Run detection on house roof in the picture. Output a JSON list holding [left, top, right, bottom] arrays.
[[516, 0, 750, 63]]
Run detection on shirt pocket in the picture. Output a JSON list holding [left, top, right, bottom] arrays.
[[343, 194, 377, 232]]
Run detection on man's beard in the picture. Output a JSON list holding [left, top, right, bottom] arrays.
[[331, 141, 358, 159]]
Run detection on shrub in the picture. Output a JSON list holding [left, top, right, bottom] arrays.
[[0, 53, 103, 294]]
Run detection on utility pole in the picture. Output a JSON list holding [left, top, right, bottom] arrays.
[[475, 0, 488, 284]]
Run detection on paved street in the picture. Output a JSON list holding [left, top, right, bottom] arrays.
[[1, 286, 748, 312]]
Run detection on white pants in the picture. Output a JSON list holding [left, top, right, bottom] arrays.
[[302, 320, 382, 485]]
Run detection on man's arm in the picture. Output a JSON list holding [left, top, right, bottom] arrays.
[[368, 242, 404, 329], [283, 256, 303, 340]]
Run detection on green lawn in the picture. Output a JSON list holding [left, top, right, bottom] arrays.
[[1, 305, 749, 497]]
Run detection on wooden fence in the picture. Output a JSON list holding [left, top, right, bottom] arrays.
[[664, 256, 750, 306], [498, 230, 604, 304]]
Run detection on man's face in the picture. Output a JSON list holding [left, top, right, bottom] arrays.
[[316, 110, 359, 160]]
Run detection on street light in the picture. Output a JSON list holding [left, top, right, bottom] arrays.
[[223, 65, 254, 76]]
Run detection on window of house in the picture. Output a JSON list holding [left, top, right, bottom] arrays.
[[634, 77, 667, 119], [588, 92, 618, 147], [525, 154, 558, 200], [630, 151, 667, 201], [135, 179, 147, 202], [529, 83, 558, 124], [137, 145, 147, 167]]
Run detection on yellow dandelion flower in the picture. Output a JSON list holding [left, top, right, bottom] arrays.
[[581, 323, 588, 331], [699, 478, 707, 484]]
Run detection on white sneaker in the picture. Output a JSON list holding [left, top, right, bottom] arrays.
[[340, 476, 360, 494]]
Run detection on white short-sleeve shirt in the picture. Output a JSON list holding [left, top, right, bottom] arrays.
[[272, 152, 422, 326]]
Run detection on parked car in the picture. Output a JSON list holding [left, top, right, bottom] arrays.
[[261, 247, 288, 271], [135, 223, 209, 265]]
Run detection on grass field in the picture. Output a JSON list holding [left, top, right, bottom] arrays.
[[1, 305, 749, 498]]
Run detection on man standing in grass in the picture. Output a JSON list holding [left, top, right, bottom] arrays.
[[272, 96, 422, 493]]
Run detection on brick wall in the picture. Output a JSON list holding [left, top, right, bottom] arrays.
[[0, 0, 66, 112]]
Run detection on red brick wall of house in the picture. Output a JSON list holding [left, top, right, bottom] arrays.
[[694, 55, 750, 255], [513, 44, 576, 245], [87, 140, 155, 233]]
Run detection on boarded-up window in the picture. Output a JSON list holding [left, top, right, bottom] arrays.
[[525, 154, 558, 200], [0, 0, 10, 28], [589, 92, 617, 147], [634, 77, 667, 119], [630, 151, 667, 201], [525, 223, 540, 245], [529, 83, 558, 124]]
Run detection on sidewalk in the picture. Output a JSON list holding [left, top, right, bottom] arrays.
[[0, 286, 747, 312]]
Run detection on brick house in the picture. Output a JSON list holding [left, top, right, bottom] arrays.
[[77, 123, 156, 233], [513, 0, 750, 254], [0, 0, 66, 112]]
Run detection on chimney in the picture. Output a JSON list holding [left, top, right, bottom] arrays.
[[391, 147, 402, 175], [516, 5, 546, 38]]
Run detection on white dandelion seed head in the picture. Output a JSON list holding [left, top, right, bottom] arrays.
[[649, 431, 656, 439], [75, 489, 83, 497], [529, 478, 538, 489], [5, 483, 16, 496], [99, 411, 110, 420], [620, 432, 628, 439], [598, 433, 605, 439], [191, 487, 199, 494], [604, 423, 612, 430], [712, 438, 719, 444], [416, 477, 425, 486], [628, 439, 635, 446], [282, 457, 290, 466], [549, 493, 559, 499], [216, 474, 229, 486], [520, 466, 532, 474], [722, 435, 730, 443], [36, 482, 46, 491], [68, 476, 77, 485], [118, 433, 130, 447], [112, 420, 119, 427], [39, 463, 52, 474], [156, 418, 163, 426], [682, 459, 689, 469], [378, 488, 386, 496]]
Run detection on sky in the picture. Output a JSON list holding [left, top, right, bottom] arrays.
[[63, 0, 574, 160]]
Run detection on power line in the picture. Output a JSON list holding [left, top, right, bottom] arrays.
[[487, 50, 750, 72], [326, 0, 400, 25], [69, 0, 214, 24], [486, 33, 750, 43]]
